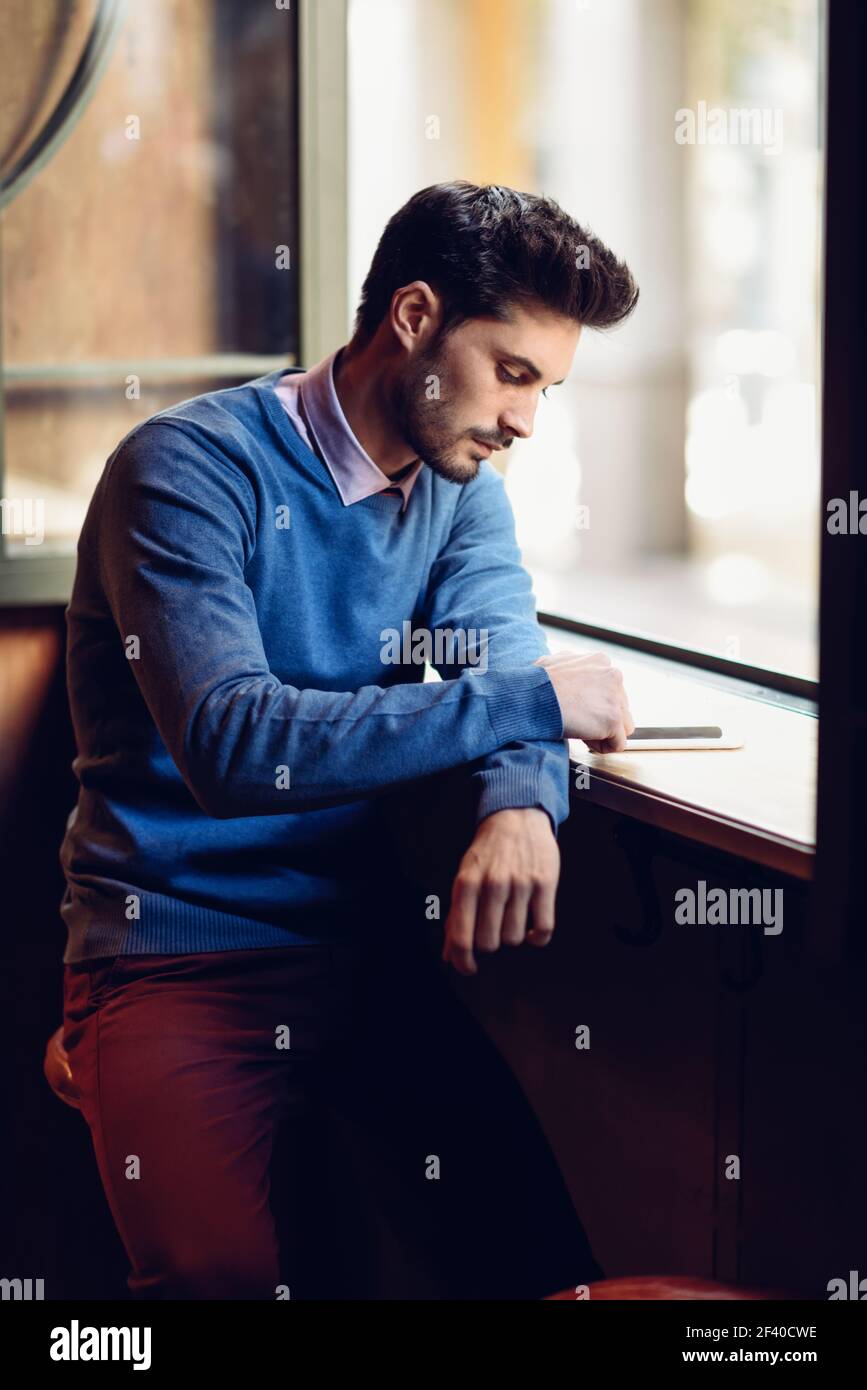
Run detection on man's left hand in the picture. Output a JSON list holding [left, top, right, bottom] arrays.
[[442, 807, 560, 976]]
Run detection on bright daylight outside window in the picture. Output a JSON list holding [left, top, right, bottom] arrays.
[[348, 0, 824, 680]]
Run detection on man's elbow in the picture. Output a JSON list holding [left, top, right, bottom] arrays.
[[180, 748, 244, 819], [186, 772, 235, 820]]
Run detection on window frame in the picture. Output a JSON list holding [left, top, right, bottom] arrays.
[[540, 611, 818, 711]]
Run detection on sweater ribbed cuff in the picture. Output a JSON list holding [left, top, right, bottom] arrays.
[[475, 763, 557, 831], [474, 666, 565, 746]]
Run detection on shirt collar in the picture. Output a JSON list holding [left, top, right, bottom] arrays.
[[280, 348, 423, 513]]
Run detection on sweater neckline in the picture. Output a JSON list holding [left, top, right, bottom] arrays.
[[250, 367, 404, 512]]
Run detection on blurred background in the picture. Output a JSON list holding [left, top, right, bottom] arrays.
[[1, 0, 824, 678], [0, 0, 300, 552]]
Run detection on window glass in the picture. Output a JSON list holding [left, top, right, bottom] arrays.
[[1, 0, 299, 555]]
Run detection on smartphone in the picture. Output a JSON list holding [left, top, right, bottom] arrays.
[[624, 725, 744, 750]]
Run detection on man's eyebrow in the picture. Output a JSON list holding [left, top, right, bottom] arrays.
[[498, 351, 565, 386]]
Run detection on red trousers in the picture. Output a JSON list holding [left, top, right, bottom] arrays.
[[62, 928, 604, 1299]]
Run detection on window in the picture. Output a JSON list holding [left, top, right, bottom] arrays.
[[0, 0, 300, 596], [347, 0, 824, 683]]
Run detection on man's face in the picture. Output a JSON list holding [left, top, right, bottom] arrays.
[[390, 303, 581, 484]]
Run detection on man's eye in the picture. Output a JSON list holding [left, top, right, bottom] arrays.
[[498, 366, 522, 386], [498, 366, 549, 398]]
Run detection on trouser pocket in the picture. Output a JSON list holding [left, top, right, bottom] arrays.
[[79, 952, 125, 1012]]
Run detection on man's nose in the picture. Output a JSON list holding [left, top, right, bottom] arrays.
[[498, 406, 534, 441]]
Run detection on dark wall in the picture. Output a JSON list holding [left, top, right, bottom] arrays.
[[451, 798, 865, 1299], [0, 608, 129, 1295]]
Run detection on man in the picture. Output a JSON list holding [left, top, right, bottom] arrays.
[[60, 181, 637, 1299]]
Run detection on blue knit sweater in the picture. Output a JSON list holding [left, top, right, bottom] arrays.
[[59, 367, 569, 963]]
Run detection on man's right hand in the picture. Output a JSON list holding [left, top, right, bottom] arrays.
[[534, 650, 635, 752]]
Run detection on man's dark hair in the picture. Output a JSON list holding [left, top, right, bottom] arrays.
[[351, 180, 639, 345]]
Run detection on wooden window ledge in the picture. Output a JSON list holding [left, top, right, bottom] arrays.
[[541, 626, 816, 881]]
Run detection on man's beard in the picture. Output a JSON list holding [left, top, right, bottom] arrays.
[[390, 339, 481, 485]]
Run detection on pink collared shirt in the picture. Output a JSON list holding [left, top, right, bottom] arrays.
[[273, 348, 423, 513]]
